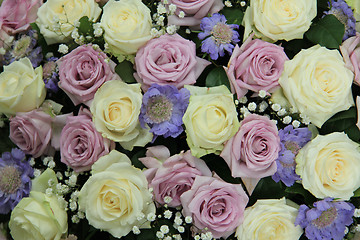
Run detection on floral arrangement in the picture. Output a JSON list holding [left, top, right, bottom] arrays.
[[1, 0, 360, 239]]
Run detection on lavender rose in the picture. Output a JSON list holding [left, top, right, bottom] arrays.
[[58, 44, 120, 106], [9, 110, 53, 158], [134, 34, 210, 91], [60, 108, 115, 172], [340, 32, 360, 85], [180, 175, 249, 238], [221, 114, 280, 178], [226, 36, 288, 99], [139, 145, 211, 207], [165, 0, 224, 29]]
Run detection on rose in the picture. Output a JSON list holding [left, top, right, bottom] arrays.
[[235, 198, 303, 240], [295, 132, 360, 200], [139, 145, 212, 207], [180, 175, 248, 238], [134, 34, 210, 91], [60, 108, 115, 172], [182, 85, 240, 158], [221, 114, 280, 178], [165, 0, 224, 29], [100, 0, 152, 56], [0, 0, 42, 35], [279, 45, 354, 128], [90, 80, 152, 150], [9, 191, 67, 240], [36, 0, 101, 44], [340, 32, 360, 86], [225, 35, 288, 98], [0, 57, 45, 115], [242, 0, 317, 42], [78, 150, 155, 238], [58, 44, 120, 106]]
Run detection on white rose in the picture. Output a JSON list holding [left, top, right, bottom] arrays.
[[78, 150, 156, 238], [9, 191, 68, 240], [235, 198, 303, 240], [36, 0, 102, 44], [0, 57, 45, 115], [279, 45, 354, 128], [296, 132, 360, 200], [100, 0, 152, 56], [242, 0, 317, 42]]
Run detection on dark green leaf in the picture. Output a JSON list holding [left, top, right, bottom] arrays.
[[130, 148, 146, 169], [248, 177, 286, 206], [353, 187, 360, 198], [305, 15, 345, 49], [0, 122, 16, 153], [136, 229, 156, 240], [78, 16, 93, 36], [202, 154, 241, 184], [285, 183, 317, 205], [115, 61, 137, 83], [221, 8, 244, 25], [205, 67, 231, 90]]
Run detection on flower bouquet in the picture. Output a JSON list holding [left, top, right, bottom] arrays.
[[1, 0, 360, 239]]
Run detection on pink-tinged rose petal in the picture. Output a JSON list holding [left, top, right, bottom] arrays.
[[357, 96, 360, 130], [340, 32, 360, 86]]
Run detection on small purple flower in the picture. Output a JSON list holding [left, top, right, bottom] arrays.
[[3, 30, 42, 67], [0, 148, 33, 214], [272, 125, 312, 187], [43, 57, 59, 93], [198, 13, 240, 60], [324, 0, 356, 40], [295, 198, 354, 240], [139, 84, 190, 140]]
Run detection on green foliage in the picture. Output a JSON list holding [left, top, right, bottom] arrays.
[[353, 187, 360, 198], [305, 15, 345, 49], [205, 67, 231, 91], [0, 121, 16, 154], [221, 8, 244, 25], [30, 22, 58, 56], [285, 183, 317, 206], [78, 16, 93, 37], [115, 61, 137, 83], [248, 177, 286, 206]]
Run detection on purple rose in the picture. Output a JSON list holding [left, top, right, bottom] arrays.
[[165, 0, 224, 29], [340, 32, 360, 86], [58, 44, 120, 106], [226, 35, 288, 99], [139, 145, 211, 207], [221, 114, 280, 178], [134, 34, 210, 91], [60, 108, 115, 172], [9, 110, 53, 158], [180, 175, 248, 238]]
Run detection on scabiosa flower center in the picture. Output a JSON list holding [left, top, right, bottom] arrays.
[[43, 61, 57, 79], [330, 9, 349, 26], [211, 23, 233, 44], [12, 35, 32, 58], [284, 141, 301, 155], [312, 207, 338, 228], [0, 166, 22, 194], [146, 95, 173, 123]]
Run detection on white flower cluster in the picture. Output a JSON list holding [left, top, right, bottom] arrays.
[[150, 2, 180, 37]]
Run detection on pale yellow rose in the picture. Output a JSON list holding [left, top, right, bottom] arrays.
[[36, 0, 102, 44], [279, 45, 354, 128], [182, 85, 240, 158], [243, 0, 317, 42], [100, 0, 152, 56], [296, 132, 360, 200], [0, 57, 45, 115], [235, 198, 303, 240], [78, 150, 155, 238], [90, 80, 152, 150], [9, 191, 68, 240]]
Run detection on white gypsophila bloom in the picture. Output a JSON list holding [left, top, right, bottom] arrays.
[[271, 119, 278, 125], [271, 103, 281, 111], [71, 29, 79, 39], [173, 234, 182, 240], [94, 28, 103, 37], [136, 213, 145, 221], [185, 216, 192, 224], [132, 226, 140, 235], [248, 102, 257, 111], [164, 210, 172, 219], [71, 215, 80, 224], [259, 101, 268, 112], [292, 120, 301, 128], [69, 201, 77, 211], [194, 236, 200, 240], [48, 160, 55, 169], [240, 1, 246, 7], [178, 11, 185, 18], [56, 172, 63, 180], [277, 108, 287, 116], [45, 188, 53, 196], [259, 90, 267, 98], [225, 0, 232, 7], [177, 226, 185, 233], [185, 28, 191, 34], [29, 158, 35, 166], [174, 216, 183, 225], [166, 25, 177, 34], [169, 4, 177, 14], [164, 237, 172, 240], [156, 231, 164, 239], [157, 3, 167, 14], [147, 212, 156, 221], [354, 209, 360, 218], [34, 169, 41, 177], [160, 225, 169, 234], [164, 196, 173, 204], [77, 211, 85, 219], [239, 96, 248, 104], [58, 44, 69, 54]]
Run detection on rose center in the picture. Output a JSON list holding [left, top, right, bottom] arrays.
[[211, 23, 233, 44], [0, 166, 22, 194], [311, 207, 337, 228], [146, 95, 173, 123]]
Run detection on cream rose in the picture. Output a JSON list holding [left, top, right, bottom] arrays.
[[296, 132, 360, 201], [90, 80, 152, 150], [182, 85, 240, 158], [235, 198, 303, 240], [100, 0, 152, 56], [78, 150, 155, 238], [0, 57, 45, 115], [242, 0, 317, 42], [36, 0, 102, 44], [279, 45, 354, 128], [9, 191, 68, 240]]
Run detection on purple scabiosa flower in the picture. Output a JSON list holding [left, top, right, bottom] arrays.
[[198, 13, 240, 60], [3, 30, 42, 67], [0, 148, 33, 214], [324, 0, 356, 40], [139, 84, 190, 140], [272, 125, 312, 187], [295, 198, 354, 240], [43, 56, 60, 93]]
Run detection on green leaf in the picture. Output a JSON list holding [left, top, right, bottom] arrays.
[[305, 15, 345, 49], [78, 16, 93, 36], [130, 148, 146, 170], [353, 187, 360, 197], [205, 67, 231, 91], [285, 183, 317, 205], [248, 177, 286, 206], [115, 61, 137, 83], [221, 8, 244, 25], [202, 154, 241, 184]]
